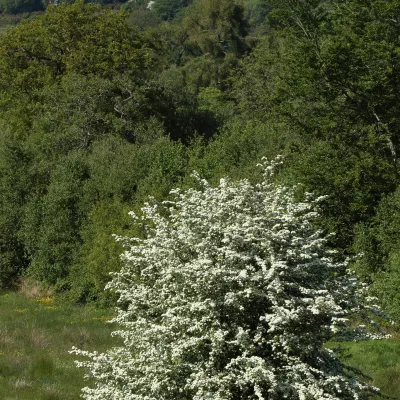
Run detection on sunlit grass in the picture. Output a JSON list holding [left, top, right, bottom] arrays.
[[0, 291, 117, 400], [326, 338, 400, 399]]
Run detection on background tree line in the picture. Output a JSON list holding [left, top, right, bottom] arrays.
[[0, 0, 399, 322]]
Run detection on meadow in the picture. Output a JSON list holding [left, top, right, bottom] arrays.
[[341, 339, 400, 398], [0, 290, 399, 399], [321, 335, 398, 399], [0, 290, 117, 400]]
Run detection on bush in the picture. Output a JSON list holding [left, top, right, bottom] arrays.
[[73, 159, 385, 400], [353, 188, 400, 321]]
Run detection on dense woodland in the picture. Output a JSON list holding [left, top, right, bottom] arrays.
[[0, 0, 399, 325]]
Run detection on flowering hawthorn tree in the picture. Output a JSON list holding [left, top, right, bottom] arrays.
[[72, 159, 385, 400]]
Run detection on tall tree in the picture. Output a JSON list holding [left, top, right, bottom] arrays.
[[152, 0, 192, 21], [184, 0, 248, 57], [0, 1, 152, 97], [233, 0, 400, 248]]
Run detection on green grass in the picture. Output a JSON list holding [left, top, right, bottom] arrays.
[[327, 339, 400, 399], [0, 291, 117, 400]]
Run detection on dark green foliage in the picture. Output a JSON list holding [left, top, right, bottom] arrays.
[[0, 3, 191, 296], [126, 5, 162, 30], [22, 152, 88, 285], [170, 0, 250, 89], [0, 127, 30, 288], [184, 0, 249, 57], [281, 133, 397, 248], [186, 117, 294, 185], [152, 0, 191, 21], [353, 189, 400, 321], [66, 199, 132, 305], [233, 1, 400, 246], [0, 2, 152, 95], [229, 0, 400, 318], [243, 0, 270, 30], [0, 0, 43, 14]]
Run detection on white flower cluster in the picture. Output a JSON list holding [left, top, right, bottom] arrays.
[[72, 159, 384, 400]]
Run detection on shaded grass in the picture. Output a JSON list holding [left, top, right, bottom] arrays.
[[0, 291, 117, 400]]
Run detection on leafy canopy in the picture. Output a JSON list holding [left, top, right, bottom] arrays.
[[0, 1, 152, 94]]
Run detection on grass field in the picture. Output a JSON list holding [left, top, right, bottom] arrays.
[[343, 339, 400, 398], [0, 290, 399, 399], [0, 291, 117, 400]]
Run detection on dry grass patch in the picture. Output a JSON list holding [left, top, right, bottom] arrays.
[[18, 278, 53, 300], [0, 328, 16, 347], [30, 328, 50, 349]]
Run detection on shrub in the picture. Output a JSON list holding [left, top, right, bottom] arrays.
[[352, 187, 400, 322], [73, 158, 384, 400]]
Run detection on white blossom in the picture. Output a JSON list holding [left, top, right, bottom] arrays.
[[72, 158, 385, 400]]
